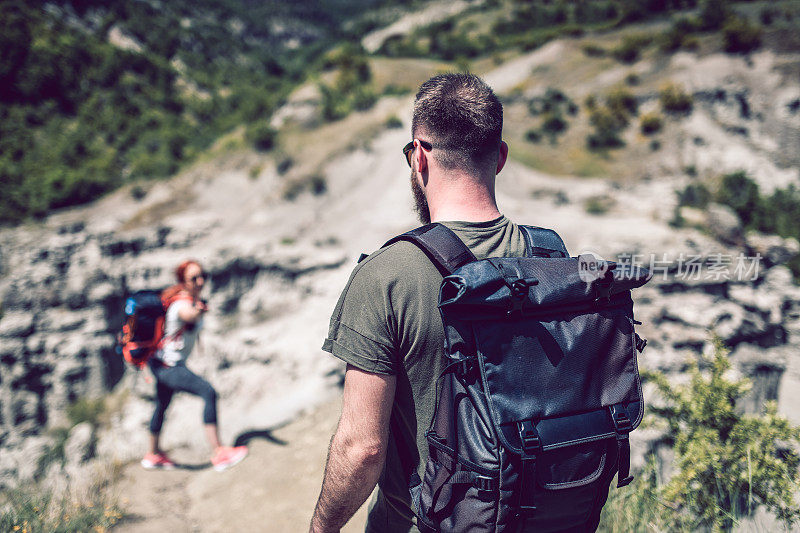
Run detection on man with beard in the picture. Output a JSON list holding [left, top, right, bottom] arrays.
[[310, 73, 528, 533]]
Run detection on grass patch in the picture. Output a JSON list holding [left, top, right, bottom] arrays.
[[584, 194, 615, 215], [282, 173, 327, 201], [659, 82, 693, 114], [639, 112, 663, 135], [0, 481, 123, 533], [611, 33, 652, 64]]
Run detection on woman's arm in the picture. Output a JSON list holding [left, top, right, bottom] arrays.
[[177, 299, 207, 323]]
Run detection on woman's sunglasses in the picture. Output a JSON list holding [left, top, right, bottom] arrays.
[[402, 139, 433, 168], [189, 273, 206, 283]]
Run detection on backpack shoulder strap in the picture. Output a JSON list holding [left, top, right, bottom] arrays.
[[383, 223, 477, 276], [519, 225, 569, 258]]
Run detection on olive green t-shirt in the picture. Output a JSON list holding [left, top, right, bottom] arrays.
[[322, 215, 528, 533]]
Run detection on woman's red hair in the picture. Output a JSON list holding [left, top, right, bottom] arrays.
[[161, 260, 201, 303]]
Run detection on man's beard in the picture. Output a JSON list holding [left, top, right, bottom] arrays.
[[410, 170, 431, 225]]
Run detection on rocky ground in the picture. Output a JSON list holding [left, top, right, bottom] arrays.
[[1, 23, 799, 532]]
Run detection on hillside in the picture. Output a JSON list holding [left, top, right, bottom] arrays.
[[1, 1, 800, 531]]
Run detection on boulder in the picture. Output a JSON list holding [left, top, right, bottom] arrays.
[[64, 421, 94, 466], [745, 231, 800, 268], [0, 312, 34, 338], [705, 203, 743, 245], [729, 344, 789, 415]]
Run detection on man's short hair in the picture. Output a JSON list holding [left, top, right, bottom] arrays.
[[412, 73, 503, 172]]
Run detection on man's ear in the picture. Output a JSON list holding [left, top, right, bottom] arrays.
[[414, 139, 428, 174], [496, 141, 509, 174]]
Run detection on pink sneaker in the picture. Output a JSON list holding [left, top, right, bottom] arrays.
[[211, 445, 248, 471], [141, 452, 176, 470]]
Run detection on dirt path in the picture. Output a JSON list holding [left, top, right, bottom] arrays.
[[114, 395, 370, 532]]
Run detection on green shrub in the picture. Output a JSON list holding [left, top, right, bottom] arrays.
[[586, 89, 632, 151], [624, 73, 640, 86], [352, 87, 377, 111], [525, 128, 543, 143], [722, 16, 762, 54], [659, 82, 693, 114], [611, 34, 652, 64], [541, 113, 567, 137], [643, 339, 800, 530], [584, 195, 615, 215], [581, 43, 606, 57], [716, 170, 761, 227], [384, 115, 403, 129], [606, 86, 638, 117], [677, 182, 711, 208], [639, 112, 663, 135], [660, 16, 700, 53], [282, 173, 327, 200], [698, 0, 731, 31], [245, 122, 276, 152]]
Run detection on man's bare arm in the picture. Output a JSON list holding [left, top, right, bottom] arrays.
[[309, 364, 396, 533]]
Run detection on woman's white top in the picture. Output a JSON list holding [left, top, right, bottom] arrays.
[[157, 299, 202, 366]]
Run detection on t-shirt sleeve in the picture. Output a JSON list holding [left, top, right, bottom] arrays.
[[323, 255, 398, 375]]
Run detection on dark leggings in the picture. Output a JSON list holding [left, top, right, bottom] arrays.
[[148, 361, 218, 433]]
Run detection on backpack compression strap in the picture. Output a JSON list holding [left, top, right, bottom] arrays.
[[383, 223, 477, 276], [519, 225, 569, 258]]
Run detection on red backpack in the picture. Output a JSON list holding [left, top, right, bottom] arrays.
[[116, 290, 189, 369]]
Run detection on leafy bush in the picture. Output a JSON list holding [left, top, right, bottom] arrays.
[[660, 16, 701, 52], [245, 122, 276, 152], [698, 0, 731, 31], [606, 86, 638, 117], [624, 73, 640, 86], [611, 34, 652, 64], [582, 43, 606, 57], [573, 1, 619, 25], [716, 170, 761, 227], [541, 113, 568, 136], [722, 16, 762, 54], [639, 112, 663, 135], [643, 340, 800, 530], [525, 128, 542, 143], [282, 173, 327, 200], [526, 88, 575, 144], [384, 115, 403, 129], [584, 195, 615, 215], [318, 45, 377, 121], [659, 82, 693, 114], [677, 182, 711, 208], [586, 87, 639, 150]]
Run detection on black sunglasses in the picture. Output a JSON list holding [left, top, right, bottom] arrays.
[[190, 272, 206, 283], [402, 139, 433, 168]]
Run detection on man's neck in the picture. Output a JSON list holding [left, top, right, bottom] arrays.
[[427, 173, 501, 223]]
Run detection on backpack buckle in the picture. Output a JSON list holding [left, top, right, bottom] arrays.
[[635, 333, 647, 353], [610, 405, 632, 434], [473, 475, 495, 499], [517, 420, 541, 453]]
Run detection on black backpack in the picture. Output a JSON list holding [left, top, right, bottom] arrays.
[[386, 223, 651, 532]]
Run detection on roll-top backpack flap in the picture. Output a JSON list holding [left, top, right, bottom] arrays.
[[439, 258, 651, 320], [438, 257, 649, 455]]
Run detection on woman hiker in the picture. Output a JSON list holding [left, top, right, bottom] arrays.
[[141, 259, 248, 471]]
